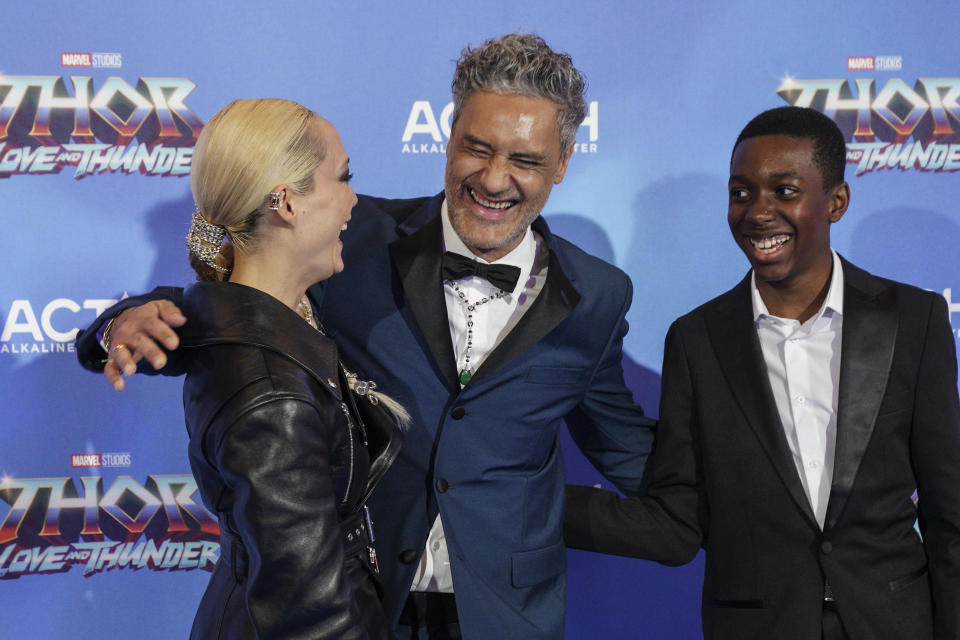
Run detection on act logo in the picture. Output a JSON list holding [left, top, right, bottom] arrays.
[[400, 100, 599, 154], [0, 297, 119, 355]]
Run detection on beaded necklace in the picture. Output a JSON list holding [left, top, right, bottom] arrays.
[[446, 280, 506, 386]]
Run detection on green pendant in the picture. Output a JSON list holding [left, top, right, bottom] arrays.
[[459, 369, 472, 386]]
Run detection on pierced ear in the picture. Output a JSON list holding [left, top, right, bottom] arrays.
[[267, 190, 283, 211], [267, 187, 296, 223], [828, 182, 850, 223]]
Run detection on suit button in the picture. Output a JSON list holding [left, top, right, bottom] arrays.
[[821, 541, 833, 554], [436, 477, 449, 493], [399, 549, 419, 564], [451, 407, 466, 420]]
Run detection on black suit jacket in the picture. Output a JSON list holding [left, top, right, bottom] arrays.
[[566, 258, 960, 640]]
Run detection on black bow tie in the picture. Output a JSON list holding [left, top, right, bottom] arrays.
[[441, 251, 521, 293]]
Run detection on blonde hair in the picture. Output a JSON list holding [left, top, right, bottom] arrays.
[[189, 98, 325, 280]]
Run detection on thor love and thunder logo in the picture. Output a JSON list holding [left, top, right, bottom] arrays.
[[779, 77, 960, 175], [0, 75, 203, 178]]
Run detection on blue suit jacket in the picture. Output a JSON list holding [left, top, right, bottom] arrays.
[[75, 192, 655, 639], [313, 193, 654, 638]]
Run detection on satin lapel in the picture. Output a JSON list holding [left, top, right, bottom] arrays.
[[705, 276, 818, 526], [388, 215, 460, 392], [470, 248, 580, 384], [825, 261, 897, 529]]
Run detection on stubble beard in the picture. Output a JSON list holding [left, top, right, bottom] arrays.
[[445, 182, 543, 259]]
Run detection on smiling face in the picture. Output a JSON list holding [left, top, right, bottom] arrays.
[[288, 117, 357, 282], [444, 92, 573, 262], [728, 134, 848, 295]]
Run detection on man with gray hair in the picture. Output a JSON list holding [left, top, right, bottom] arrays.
[[76, 33, 659, 639]]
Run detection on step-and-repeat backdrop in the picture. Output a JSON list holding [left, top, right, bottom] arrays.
[[2, 1, 957, 637]]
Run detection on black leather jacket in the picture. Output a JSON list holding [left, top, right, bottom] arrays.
[[179, 281, 399, 639]]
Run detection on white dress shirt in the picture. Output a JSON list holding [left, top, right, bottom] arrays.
[[751, 250, 844, 529], [409, 199, 548, 593]]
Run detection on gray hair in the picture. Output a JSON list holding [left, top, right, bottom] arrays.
[[451, 33, 587, 153]]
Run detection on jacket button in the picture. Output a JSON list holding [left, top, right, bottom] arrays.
[[821, 541, 833, 554], [399, 549, 419, 564], [436, 477, 449, 493], [451, 407, 466, 419]]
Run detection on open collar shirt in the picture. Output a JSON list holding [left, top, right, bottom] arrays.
[[751, 250, 844, 529]]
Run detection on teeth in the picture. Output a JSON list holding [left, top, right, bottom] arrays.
[[749, 234, 790, 253], [469, 188, 514, 210], [341, 223, 348, 231]]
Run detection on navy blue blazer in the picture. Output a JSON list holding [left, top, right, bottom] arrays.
[[313, 193, 655, 638]]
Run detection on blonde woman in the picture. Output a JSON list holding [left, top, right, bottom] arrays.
[[176, 98, 402, 639]]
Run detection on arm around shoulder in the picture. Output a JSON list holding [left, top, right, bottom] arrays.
[[75, 286, 187, 375]]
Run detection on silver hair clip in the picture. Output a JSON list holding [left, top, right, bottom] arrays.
[[344, 371, 381, 406], [267, 191, 282, 211], [186, 209, 230, 272]]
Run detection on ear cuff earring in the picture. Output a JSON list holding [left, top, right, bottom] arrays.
[[267, 191, 282, 211]]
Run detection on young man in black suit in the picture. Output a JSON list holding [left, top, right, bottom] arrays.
[[566, 106, 960, 640]]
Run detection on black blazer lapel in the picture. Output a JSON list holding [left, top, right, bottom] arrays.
[[389, 215, 460, 392], [705, 276, 818, 527], [825, 259, 898, 529], [390, 210, 580, 389], [470, 244, 580, 384]]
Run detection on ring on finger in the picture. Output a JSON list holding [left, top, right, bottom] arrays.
[[113, 342, 129, 354]]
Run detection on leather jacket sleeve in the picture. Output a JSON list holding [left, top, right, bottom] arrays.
[[210, 395, 369, 640]]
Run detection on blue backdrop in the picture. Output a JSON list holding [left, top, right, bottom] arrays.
[[2, 1, 958, 637]]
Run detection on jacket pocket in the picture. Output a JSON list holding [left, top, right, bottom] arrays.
[[511, 540, 566, 588], [889, 565, 928, 592], [877, 390, 913, 416], [525, 366, 588, 385]]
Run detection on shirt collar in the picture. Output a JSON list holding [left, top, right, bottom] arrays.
[[440, 198, 537, 294], [751, 249, 845, 323]]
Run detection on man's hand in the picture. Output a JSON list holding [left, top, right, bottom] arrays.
[[105, 300, 187, 391]]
